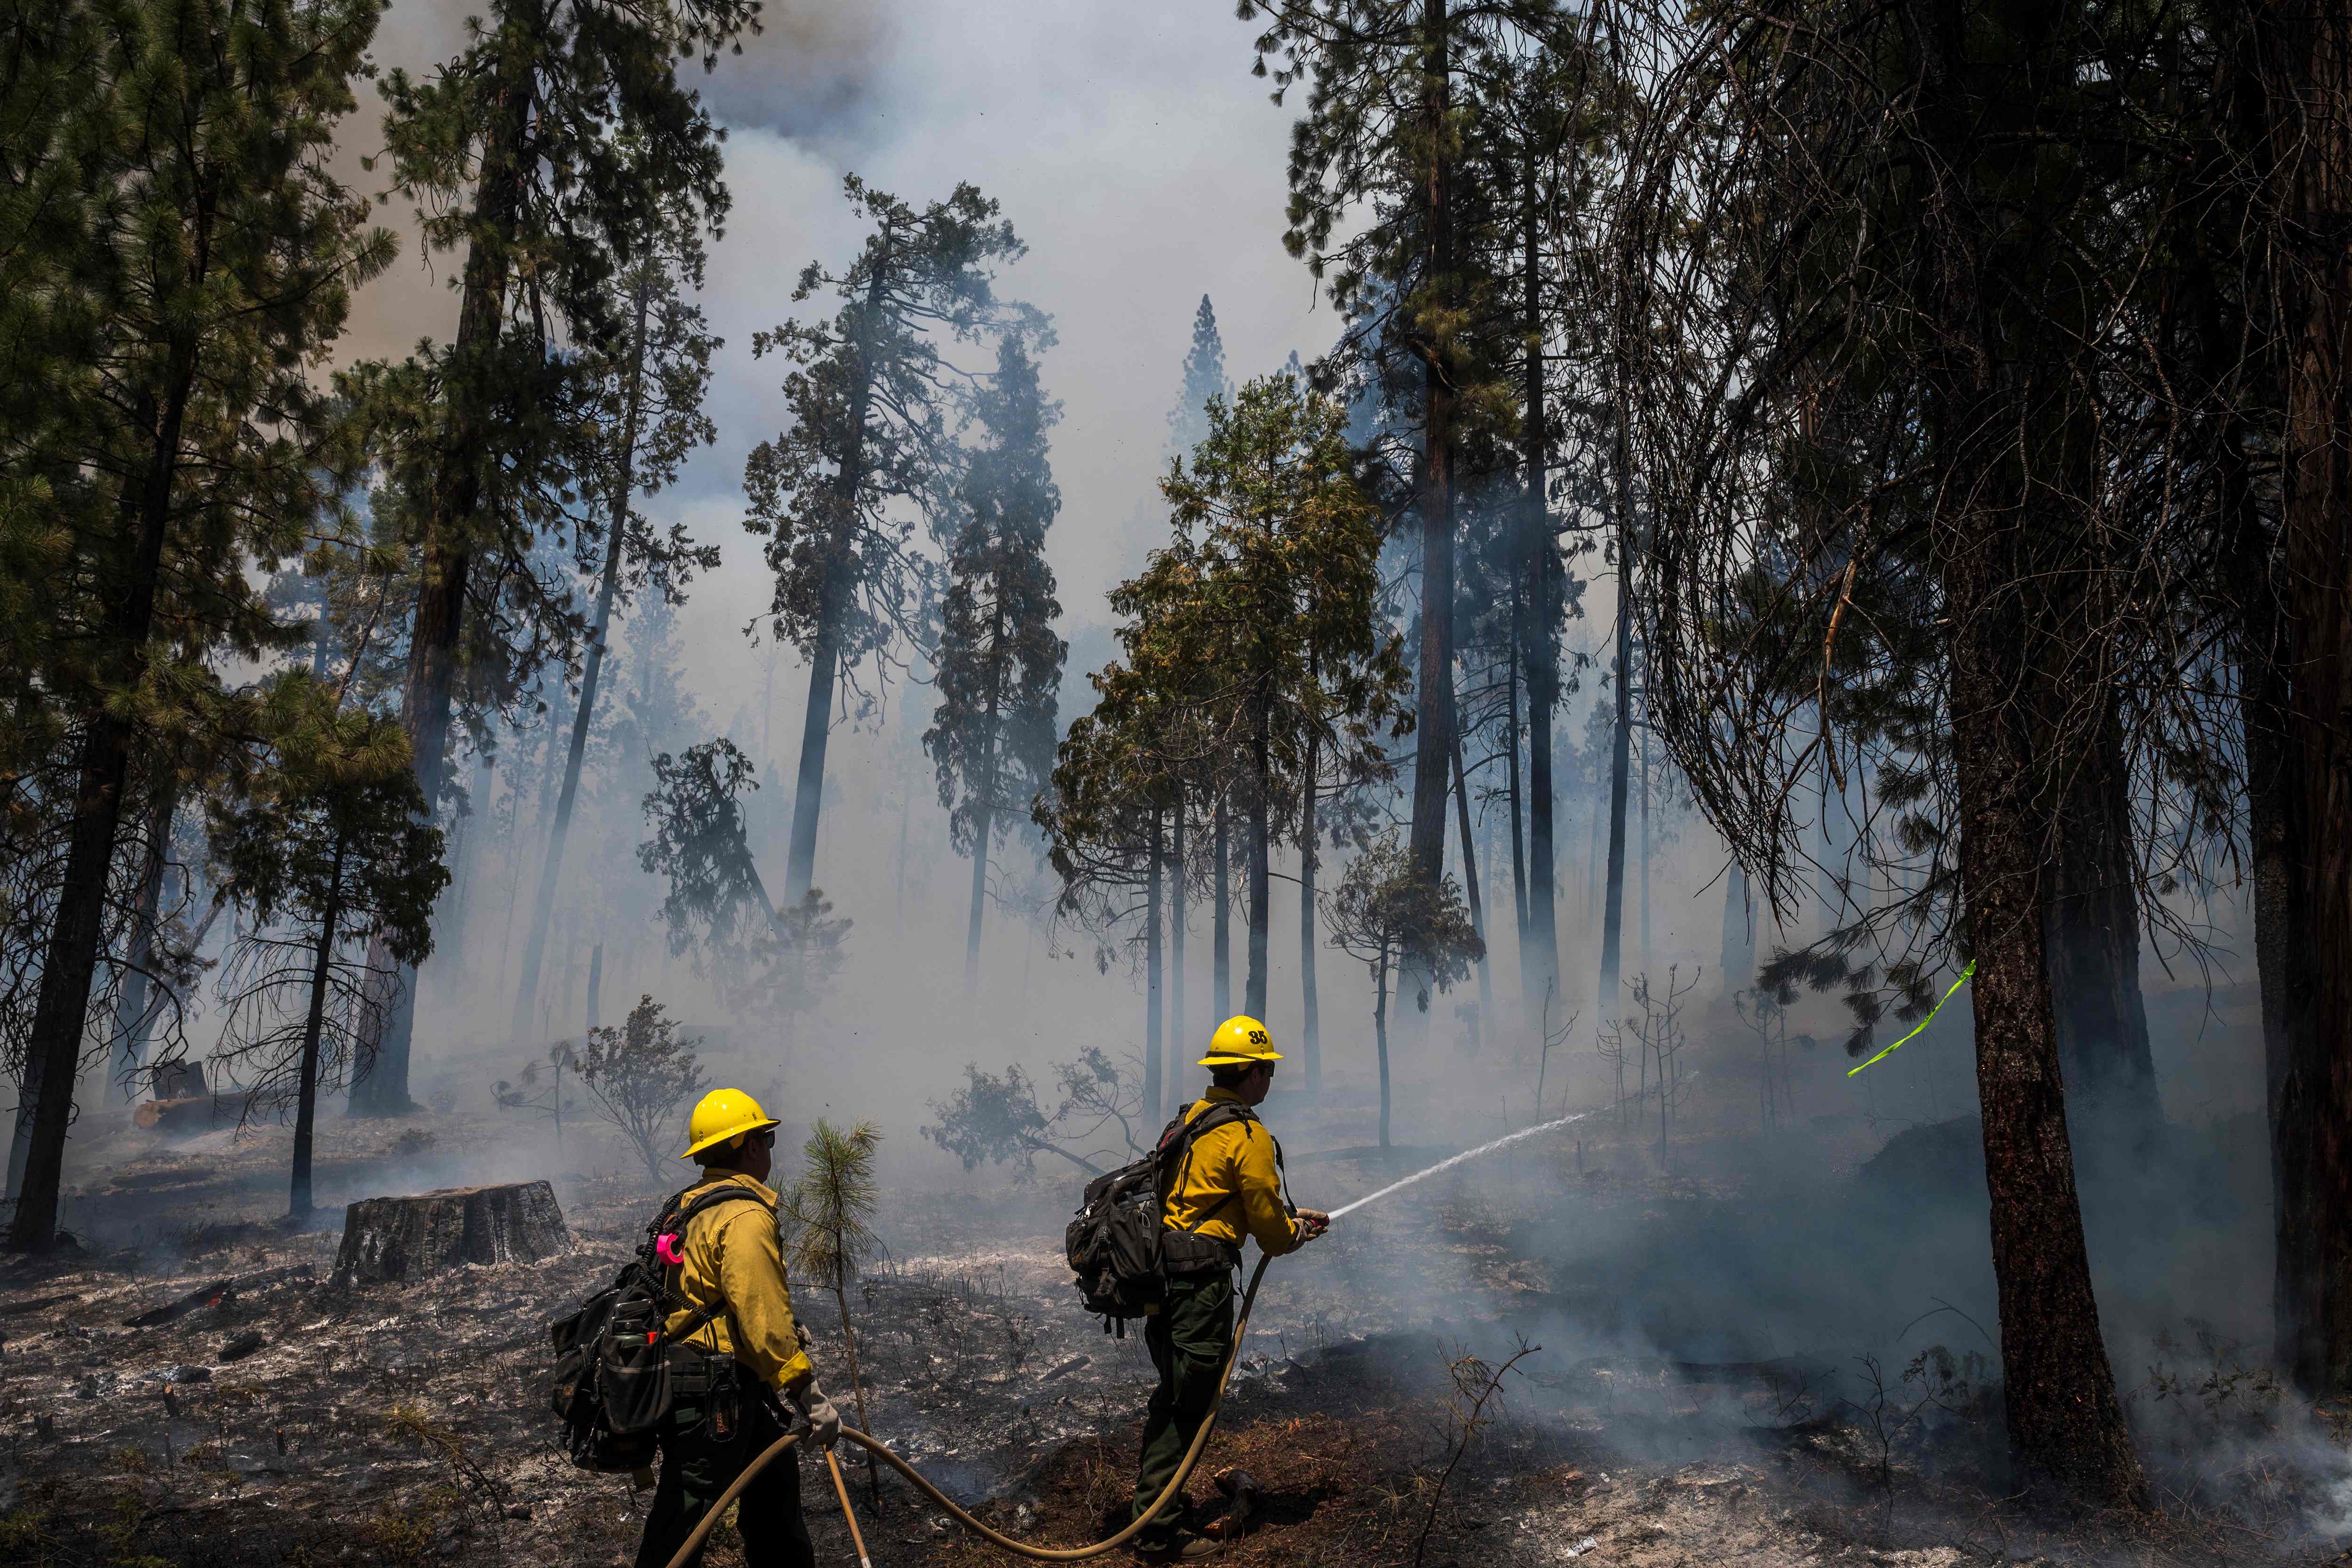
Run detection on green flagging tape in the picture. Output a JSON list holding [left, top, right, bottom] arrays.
[[1847, 961, 1977, 1075]]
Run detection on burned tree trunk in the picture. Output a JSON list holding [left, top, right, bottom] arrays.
[[334, 1181, 570, 1285], [1940, 517, 2146, 1507], [1145, 809, 1166, 1122], [1212, 794, 1231, 1020], [2261, 0, 2352, 1398]]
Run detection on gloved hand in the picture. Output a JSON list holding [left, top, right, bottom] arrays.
[[787, 1378, 842, 1449], [1295, 1208, 1331, 1241], [795, 1322, 813, 1353]]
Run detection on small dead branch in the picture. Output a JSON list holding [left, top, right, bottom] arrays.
[[1414, 1337, 1540, 1567]]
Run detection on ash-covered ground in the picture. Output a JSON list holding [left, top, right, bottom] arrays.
[[0, 1091, 2340, 1568]]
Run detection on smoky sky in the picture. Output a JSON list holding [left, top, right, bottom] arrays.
[[342, 0, 1335, 689]]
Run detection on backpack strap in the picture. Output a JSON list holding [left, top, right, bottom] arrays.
[[1160, 1101, 1263, 1240], [652, 1183, 777, 1354]]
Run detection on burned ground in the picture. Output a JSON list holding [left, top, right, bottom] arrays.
[[0, 1100, 2337, 1568]]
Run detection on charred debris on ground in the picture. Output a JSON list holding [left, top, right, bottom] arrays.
[[0, 1106, 2335, 1568]]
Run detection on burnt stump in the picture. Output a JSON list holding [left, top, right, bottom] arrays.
[[333, 1181, 570, 1285]]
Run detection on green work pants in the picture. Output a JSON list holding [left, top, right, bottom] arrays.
[[1129, 1269, 1235, 1549], [634, 1388, 813, 1568]]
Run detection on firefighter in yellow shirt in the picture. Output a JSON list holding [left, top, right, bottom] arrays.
[[1130, 1018, 1329, 1562], [636, 1090, 841, 1568]]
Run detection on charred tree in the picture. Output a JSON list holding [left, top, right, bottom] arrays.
[[2261, 0, 2352, 1398], [1213, 794, 1232, 1019]]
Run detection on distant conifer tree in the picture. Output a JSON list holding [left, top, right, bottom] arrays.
[[927, 329, 1067, 993], [1168, 294, 1230, 457]]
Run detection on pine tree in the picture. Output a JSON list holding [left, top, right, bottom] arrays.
[[636, 739, 851, 1022], [1168, 294, 1229, 457], [1608, 0, 2172, 1504], [1034, 607, 1186, 1117], [781, 1119, 884, 1504], [745, 177, 1033, 906], [355, 0, 751, 1113], [926, 330, 1067, 993], [208, 675, 447, 1217], [1247, 0, 1568, 929], [6, 0, 397, 1251], [1154, 374, 1413, 1021]]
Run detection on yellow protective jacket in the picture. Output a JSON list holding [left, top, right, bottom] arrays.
[[658, 1172, 814, 1393], [1162, 1090, 1303, 1258]]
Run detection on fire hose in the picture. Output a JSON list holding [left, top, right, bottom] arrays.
[[660, 1251, 1276, 1568]]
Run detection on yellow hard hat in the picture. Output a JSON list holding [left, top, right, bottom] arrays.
[[681, 1087, 779, 1160], [1200, 1015, 1282, 1068]]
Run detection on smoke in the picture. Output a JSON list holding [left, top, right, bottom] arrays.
[[39, 0, 2332, 1544]]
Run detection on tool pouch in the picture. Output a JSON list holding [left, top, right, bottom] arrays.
[[597, 1286, 671, 1438]]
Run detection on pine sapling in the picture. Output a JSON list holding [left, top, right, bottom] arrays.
[[783, 1118, 884, 1506]]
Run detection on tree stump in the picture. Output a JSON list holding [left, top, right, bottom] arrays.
[[333, 1181, 570, 1285]]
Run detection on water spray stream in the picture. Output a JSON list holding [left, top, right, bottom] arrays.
[[1328, 1104, 1607, 1220]]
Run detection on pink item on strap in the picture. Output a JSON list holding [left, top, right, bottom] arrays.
[[655, 1232, 685, 1266]]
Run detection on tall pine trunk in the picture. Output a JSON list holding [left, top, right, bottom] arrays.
[[514, 272, 652, 1040], [1638, 725, 1652, 966], [1406, 0, 1459, 924], [2263, 0, 2352, 1397], [1247, 701, 1270, 1019], [1451, 734, 1493, 1035], [1903, 0, 2144, 1490], [1213, 795, 1231, 1019], [113, 778, 179, 1099], [1300, 731, 1321, 1095], [2225, 417, 2297, 1370], [1941, 521, 2144, 1504], [1597, 408, 1635, 1014], [10, 351, 199, 1250], [1374, 952, 1392, 1149], [1170, 801, 1187, 1112], [964, 795, 993, 995], [353, 64, 532, 1117], [784, 266, 889, 903], [964, 604, 1008, 997], [1145, 810, 1165, 1122], [1526, 585, 1560, 1022], [1505, 634, 1528, 949], [292, 848, 346, 1217], [1515, 151, 1545, 1027]]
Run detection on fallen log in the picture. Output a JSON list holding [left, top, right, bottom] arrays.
[[132, 1097, 224, 1135], [121, 1265, 313, 1328], [332, 1181, 570, 1285], [124, 1278, 232, 1328]]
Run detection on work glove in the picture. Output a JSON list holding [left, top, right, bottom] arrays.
[[787, 1378, 842, 1449], [795, 1322, 813, 1353], [1295, 1208, 1331, 1242]]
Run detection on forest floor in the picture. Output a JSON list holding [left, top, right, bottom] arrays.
[[0, 1093, 2338, 1568]]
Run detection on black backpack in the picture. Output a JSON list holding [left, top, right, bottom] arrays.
[[1064, 1101, 1268, 1332], [546, 1183, 770, 1471]]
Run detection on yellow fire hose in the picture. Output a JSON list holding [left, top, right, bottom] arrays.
[[660, 1253, 1275, 1568]]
